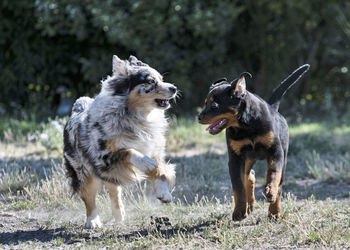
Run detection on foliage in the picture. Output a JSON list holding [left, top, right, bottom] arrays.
[[0, 0, 349, 118]]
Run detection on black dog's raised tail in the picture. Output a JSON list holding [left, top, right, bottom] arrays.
[[268, 64, 310, 111]]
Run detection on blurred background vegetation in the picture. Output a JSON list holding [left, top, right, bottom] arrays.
[[0, 0, 349, 120]]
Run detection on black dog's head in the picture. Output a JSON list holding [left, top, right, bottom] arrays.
[[198, 72, 251, 135]]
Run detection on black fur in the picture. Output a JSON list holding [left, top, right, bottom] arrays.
[[268, 64, 310, 111], [63, 126, 81, 193], [110, 69, 156, 96], [198, 65, 310, 221]]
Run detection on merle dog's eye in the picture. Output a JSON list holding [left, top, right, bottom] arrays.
[[149, 79, 156, 84]]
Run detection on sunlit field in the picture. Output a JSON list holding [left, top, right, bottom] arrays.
[[0, 118, 349, 248]]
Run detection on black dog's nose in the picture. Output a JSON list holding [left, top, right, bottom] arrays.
[[169, 86, 177, 93], [198, 113, 203, 121]]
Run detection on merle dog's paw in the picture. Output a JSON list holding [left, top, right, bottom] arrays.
[[112, 207, 125, 223], [154, 179, 172, 203], [85, 214, 102, 229]]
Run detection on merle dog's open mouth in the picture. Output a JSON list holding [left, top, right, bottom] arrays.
[[155, 99, 170, 108], [206, 118, 228, 135]]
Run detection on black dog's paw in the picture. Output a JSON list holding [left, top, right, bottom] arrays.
[[264, 185, 277, 203], [247, 203, 254, 214], [232, 209, 247, 221]]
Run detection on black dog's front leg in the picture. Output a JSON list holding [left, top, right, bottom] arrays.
[[228, 153, 247, 221]]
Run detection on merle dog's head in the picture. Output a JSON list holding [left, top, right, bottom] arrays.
[[101, 55, 178, 111], [198, 72, 251, 135]]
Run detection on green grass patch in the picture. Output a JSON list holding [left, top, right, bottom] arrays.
[[0, 117, 349, 248], [168, 117, 224, 152], [8, 200, 37, 210]]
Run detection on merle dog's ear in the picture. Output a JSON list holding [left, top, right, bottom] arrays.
[[112, 55, 128, 76], [231, 73, 249, 97], [209, 78, 227, 91], [128, 55, 149, 67]]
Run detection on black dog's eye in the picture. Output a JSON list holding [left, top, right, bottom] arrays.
[[211, 102, 219, 109]]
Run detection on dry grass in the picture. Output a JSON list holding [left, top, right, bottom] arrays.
[[0, 118, 349, 249]]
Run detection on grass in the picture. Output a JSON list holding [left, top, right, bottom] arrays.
[[0, 117, 349, 248]]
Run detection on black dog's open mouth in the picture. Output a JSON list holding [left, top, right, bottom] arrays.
[[155, 99, 170, 108], [206, 118, 228, 135]]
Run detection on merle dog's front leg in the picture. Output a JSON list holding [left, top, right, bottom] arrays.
[[102, 148, 158, 173]]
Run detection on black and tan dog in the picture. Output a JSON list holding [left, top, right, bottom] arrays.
[[198, 65, 310, 221]]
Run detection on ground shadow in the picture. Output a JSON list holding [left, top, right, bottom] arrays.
[[0, 216, 257, 246], [0, 227, 94, 245]]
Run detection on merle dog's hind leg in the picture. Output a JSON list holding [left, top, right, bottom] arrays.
[[80, 175, 102, 229], [104, 182, 125, 223]]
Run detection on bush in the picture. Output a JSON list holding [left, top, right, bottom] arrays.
[[0, 0, 349, 118]]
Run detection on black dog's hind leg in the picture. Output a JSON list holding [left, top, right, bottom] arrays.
[[265, 145, 285, 219]]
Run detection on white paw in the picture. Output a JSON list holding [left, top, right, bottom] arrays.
[[154, 179, 172, 203], [85, 214, 102, 229], [112, 207, 125, 223], [129, 149, 158, 172]]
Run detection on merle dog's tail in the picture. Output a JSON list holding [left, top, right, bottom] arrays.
[[72, 96, 94, 114], [268, 64, 310, 111]]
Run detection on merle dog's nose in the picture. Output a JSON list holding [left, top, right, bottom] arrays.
[[169, 86, 177, 93]]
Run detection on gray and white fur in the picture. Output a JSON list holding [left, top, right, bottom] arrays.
[[63, 55, 177, 228]]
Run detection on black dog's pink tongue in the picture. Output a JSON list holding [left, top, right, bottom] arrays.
[[206, 119, 227, 134], [206, 120, 222, 131]]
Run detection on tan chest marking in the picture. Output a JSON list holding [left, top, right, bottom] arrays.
[[106, 138, 119, 152], [229, 131, 275, 155]]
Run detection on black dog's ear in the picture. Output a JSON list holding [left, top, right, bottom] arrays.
[[239, 72, 252, 79], [128, 55, 149, 67], [209, 78, 227, 91], [231, 74, 248, 97]]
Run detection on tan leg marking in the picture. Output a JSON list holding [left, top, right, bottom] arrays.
[[80, 175, 102, 228], [105, 182, 125, 222], [268, 186, 282, 219], [264, 158, 282, 204], [244, 160, 256, 214], [81, 176, 100, 217], [232, 189, 247, 221]]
